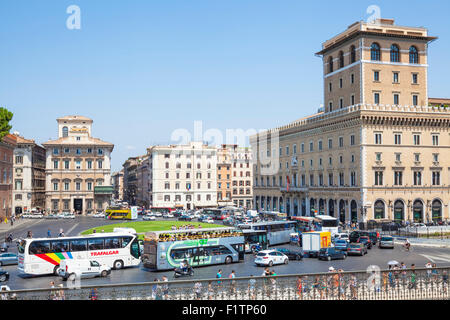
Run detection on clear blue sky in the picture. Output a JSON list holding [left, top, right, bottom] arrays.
[[1, 0, 449, 171]]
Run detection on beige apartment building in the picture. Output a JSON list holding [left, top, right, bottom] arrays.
[[217, 144, 253, 209], [251, 18, 450, 225], [111, 170, 124, 201], [43, 116, 114, 214]]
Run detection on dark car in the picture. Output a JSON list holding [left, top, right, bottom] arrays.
[[276, 248, 304, 261], [368, 232, 380, 245], [357, 236, 373, 249], [318, 247, 347, 261], [349, 231, 369, 243], [178, 215, 193, 221], [347, 243, 368, 256], [0, 268, 9, 282]]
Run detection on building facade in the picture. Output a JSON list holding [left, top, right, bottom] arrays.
[[12, 134, 46, 214], [141, 142, 218, 210], [251, 19, 450, 224], [111, 170, 124, 201], [123, 157, 140, 206], [0, 135, 16, 220], [43, 116, 114, 215]]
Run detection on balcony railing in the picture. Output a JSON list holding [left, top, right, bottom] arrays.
[[6, 267, 448, 300]]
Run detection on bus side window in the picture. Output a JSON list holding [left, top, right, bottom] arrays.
[[70, 239, 87, 252]]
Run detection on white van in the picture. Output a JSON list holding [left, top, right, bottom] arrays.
[[58, 259, 111, 281]]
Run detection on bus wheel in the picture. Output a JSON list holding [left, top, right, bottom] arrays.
[[114, 260, 124, 270], [225, 256, 232, 264], [53, 265, 60, 276]]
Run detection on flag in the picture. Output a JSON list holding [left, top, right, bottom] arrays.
[[286, 176, 290, 192]]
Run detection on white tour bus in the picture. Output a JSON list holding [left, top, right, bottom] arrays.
[[17, 232, 141, 276], [314, 215, 339, 236]]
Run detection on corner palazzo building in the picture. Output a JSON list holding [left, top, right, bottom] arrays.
[[251, 19, 450, 225], [43, 116, 114, 215]]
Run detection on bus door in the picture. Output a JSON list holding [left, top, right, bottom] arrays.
[[259, 233, 268, 250], [192, 247, 208, 267], [231, 244, 245, 261]]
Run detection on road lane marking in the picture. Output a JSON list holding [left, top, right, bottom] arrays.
[[66, 223, 80, 236], [420, 253, 450, 263]]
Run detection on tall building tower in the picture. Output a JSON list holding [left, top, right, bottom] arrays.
[[316, 19, 436, 112]]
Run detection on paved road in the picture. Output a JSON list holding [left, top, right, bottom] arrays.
[[2, 217, 450, 290]]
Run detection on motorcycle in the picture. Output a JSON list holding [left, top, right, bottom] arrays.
[[174, 266, 194, 278], [251, 243, 262, 256], [0, 244, 8, 253]]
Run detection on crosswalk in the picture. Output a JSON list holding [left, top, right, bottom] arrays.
[[419, 253, 450, 263]]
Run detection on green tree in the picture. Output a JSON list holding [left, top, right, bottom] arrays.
[[0, 107, 13, 140]]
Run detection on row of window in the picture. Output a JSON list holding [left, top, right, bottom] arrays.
[[163, 194, 214, 202], [374, 171, 442, 186], [51, 180, 104, 191], [256, 172, 358, 188], [163, 153, 215, 159], [373, 70, 419, 84], [51, 199, 102, 210], [53, 148, 104, 156], [164, 181, 213, 190], [53, 159, 104, 170], [167, 162, 214, 169], [327, 44, 420, 74], [276, 137, 356, 157], [163, 171, 213, 180], [374, 132, 441, 146]]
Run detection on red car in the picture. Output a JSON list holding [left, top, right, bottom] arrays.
[[357, 236, 373, 249]]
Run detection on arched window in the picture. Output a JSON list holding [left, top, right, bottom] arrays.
[[62, 126, 69, 138], [409, 46, 419, 64], [328, 56, 334, 73], [394, 200, 405, 223], [371, 43, 381, 61], [350, 45, 356, 63], [374, 200, 385, 219], [432, 200, 442, 222], [390, 44, 400, 62], [339, 51, 344, 68]]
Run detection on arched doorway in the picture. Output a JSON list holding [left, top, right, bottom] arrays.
[[310, 198, 316, 216], [279, 197, 284, 212], [293, 198, 298, 216], [339, 200, 346, 224], [255, 196, 259, 211], [267, 197, 271, 211], [432, 199, 442, 222], [272, 197, 277, 211], [374, 200, 385, 220], [261, 196, 265, 210], [319, 199, 325, 215], [413, 200, 424, 223], [351, 200, 358, 223], [15, 207, 23, 215], [301, 198, 306, 216], [394, 200, 404, 223], [328, 199, 335, 217], [286, 198, 291, 215]]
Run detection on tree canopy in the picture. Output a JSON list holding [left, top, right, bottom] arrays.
[[0, 107, 13, 141]]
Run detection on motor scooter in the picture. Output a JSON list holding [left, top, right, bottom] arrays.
[[174, 266, 194, 278]]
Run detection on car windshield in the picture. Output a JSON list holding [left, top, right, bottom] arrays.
[[381, 237, 393, 241], [336, 240, 346, 244], [319, 248, 327, 253], [349, 244, 360, 248]]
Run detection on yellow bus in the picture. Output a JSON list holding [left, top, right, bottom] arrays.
[[105, 206, 138, 220]]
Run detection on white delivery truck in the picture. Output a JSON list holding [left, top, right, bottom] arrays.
[[301, 231, 331, 258], [58, 259, 111, 281]]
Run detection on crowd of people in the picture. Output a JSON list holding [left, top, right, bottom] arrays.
[[151, 228, 242, 242]]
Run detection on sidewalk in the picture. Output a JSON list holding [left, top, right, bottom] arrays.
[[0, 218, 31, 235], [393, 237, 450, 249]]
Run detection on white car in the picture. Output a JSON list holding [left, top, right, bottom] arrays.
[[143, 215, 156, 221], [62, 213, 75, 219], [166, 213, 174, 218], [254, 250, 289, 267], [30, 214, 43, 219], [334, 233, 350, 242], [205, 218, 215, 224], [154, 212, 163, 217], [93, 213, 105, 218]]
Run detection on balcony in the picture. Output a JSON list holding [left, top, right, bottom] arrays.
[[94, 186, 114, 195]]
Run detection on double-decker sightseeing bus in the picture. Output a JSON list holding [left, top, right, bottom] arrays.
[[17, 232, 141, 276], [203, 208, 226, 220], [237, 221, 297, 246], [142, 227, 245, 271]]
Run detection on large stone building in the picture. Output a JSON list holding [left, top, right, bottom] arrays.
[[0, 134, 16, 220], [12, 133, 46, 214], [217, 144, 253, 209], [111, 170, 124, 201], [137, 142, 218, 210], [251, 18, 450, 224], [43, 116, 114, 215], [122, 156, 140, 206]]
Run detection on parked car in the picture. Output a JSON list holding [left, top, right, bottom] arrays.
[[379, 236, 395, 249], [254, 250, 289, 267], [62, 213, 75, 219], [93, 212, 105, 218], [412, 223, 426, 228], [0, 268, 9, 282], [205, 218, 215, 224], [357, 236, 373, 249], [58, 260, 111, 281], [166, 213, 174, 218], [276, 248, 303, 261], [45, 214, 59, 219], [178, 215, 193, 221], [0, 253, 18, 266], [318, 247, 347, 261], [143, 214, 156, 221], [334, 233, 350, 243], [347, 243, 368, 256], [30, 213, 43, 219], [154, 212, 163, 217], [334, 239, 349, 251]]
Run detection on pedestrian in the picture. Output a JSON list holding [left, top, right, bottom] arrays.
[[431, 263, 439, 284], [409, 267, 417, 290], [400, 262, 407, 285], [93, 229, 96, 234], [194, 281, 202, 300], [48, 281, 56, 300], [425, 262, 433, 281], [89, 288, 98, 300], [161, 276, 169, 300], [27, 230, 32, 238], [248, 275, 256, 300], [57, 284, 65, 300], [228, 270, 236, 294], [151, 278, 158, 300], [47, 229, 51, 238], [216, 269, 222, 285], [207, 281, 213, 300], [296, 276, 303, 300], [442, 271, 448, 294], [10, 218, 13, 227], [349, 275, 357, 300]]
